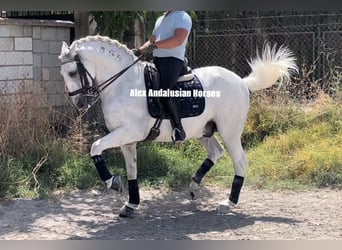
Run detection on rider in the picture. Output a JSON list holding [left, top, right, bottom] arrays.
[[134, 11, 192, 143]]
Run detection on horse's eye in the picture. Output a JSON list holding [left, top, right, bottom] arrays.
[[68, 71, 77, 78]]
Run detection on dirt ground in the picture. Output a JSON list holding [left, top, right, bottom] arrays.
[[0, 186, 341, 240]]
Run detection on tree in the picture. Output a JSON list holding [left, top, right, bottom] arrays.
[[74, 11, 90, 39], [90, 11, 163, 48], [90, 11, 197, 48]]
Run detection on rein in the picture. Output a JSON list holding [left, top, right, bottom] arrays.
[[96, 55, 143, 94], [62, 53, 144, 97]]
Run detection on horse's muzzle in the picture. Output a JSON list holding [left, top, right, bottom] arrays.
[[75, 95, 88, 110]]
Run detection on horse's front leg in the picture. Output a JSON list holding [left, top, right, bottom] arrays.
[[90, 127, 142, 217]]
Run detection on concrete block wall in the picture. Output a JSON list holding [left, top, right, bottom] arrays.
[[0, 18, 74, 108]]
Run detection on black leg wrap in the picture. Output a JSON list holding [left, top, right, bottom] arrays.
[[229, 175, 244, 204], [192, 158, 214, 184], [128, 179, 140, 205], [92, 155, 112, 182]]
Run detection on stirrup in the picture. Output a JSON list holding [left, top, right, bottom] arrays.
[[171, 128, 186, 144]]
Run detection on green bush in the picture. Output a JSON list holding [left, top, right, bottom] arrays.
[[136, 141, 206, 187], [243, 93, 306, 148], [247, 101, 342, 188]]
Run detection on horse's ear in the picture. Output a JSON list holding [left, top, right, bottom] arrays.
[[61, 41, 70, 54]]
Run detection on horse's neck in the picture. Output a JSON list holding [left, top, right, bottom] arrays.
[[85, 47, 132, 77], [93, 53, 144, 104], [79, 45, 143, 101], [99, 62, 146, 119]]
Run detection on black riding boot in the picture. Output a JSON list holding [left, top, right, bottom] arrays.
[[165, 98, 186, 143]]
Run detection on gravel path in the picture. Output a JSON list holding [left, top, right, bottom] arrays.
[[0, 186, 341, 240]]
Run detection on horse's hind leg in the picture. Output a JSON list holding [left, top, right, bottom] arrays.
[[119, 143, 139, 218], [189, 136, 224, 199], [218, 136, 248, 213]]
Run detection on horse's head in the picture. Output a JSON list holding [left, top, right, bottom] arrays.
[[59, 36, 139, 111], [59, 41, 96, 111]]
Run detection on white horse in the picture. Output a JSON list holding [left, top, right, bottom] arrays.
[[59, 35, 297, 218]]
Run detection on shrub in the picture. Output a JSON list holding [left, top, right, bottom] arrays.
[[247, 95, 342, 188]]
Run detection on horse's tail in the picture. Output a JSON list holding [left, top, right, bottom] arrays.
[[243, 43, 298, 92]]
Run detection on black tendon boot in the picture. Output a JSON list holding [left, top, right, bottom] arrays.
[[92, 155, 123, 192], [165, 98, 186, 143], [229, 175, 244, 204]]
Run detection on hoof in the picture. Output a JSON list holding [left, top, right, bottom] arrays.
[[119, 205, 135, 218], [217, 199, 237, 214], [189, 181, 200, 200], [111, 176, 123, 193]]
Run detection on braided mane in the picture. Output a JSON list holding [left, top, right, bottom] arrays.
[[60, 35, 134, 60]]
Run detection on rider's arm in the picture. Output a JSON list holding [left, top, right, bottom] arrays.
[[154, 28, 189, 49], [139, 27, 188, 52]]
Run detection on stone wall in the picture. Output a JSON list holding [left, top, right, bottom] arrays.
[[0, 18, 74, 108]]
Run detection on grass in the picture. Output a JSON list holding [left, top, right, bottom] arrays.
[[247, 124, 342, 188], [246, 93, 342, 189]]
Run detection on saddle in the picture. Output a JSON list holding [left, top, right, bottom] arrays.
[[143, 61, 205, 141], [144, 63, 205, 119]]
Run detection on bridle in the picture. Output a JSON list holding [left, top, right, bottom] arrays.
[[61, 53, 144, 98], [61, 54, 97, 97]]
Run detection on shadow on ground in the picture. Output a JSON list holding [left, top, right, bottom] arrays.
[[0, 186, 301, 240]]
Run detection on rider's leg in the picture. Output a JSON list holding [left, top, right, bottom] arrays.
[[163, 97, 186, 143], [154, 57, 186, 143]]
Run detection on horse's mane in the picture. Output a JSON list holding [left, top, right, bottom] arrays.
[[62, 35, 134, 60]]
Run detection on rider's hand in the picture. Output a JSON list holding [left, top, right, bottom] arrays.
[[144, 42, 157, 55], [132, 48, 141, 57]]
